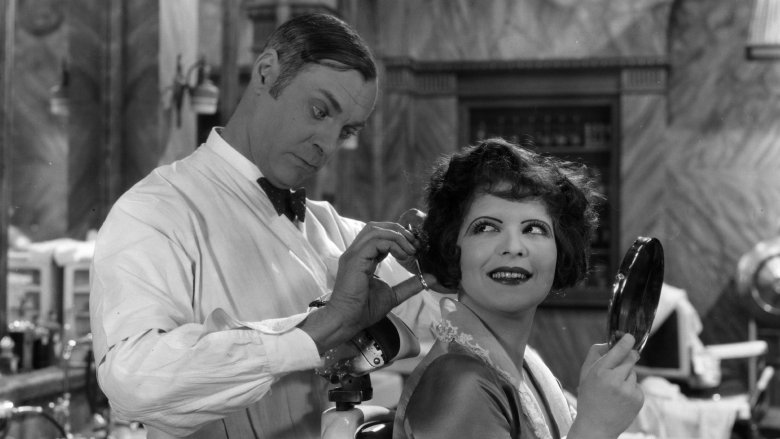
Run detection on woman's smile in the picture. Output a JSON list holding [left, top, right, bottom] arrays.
[[457, 194, 557, 315], [487, 266, 531, 285]]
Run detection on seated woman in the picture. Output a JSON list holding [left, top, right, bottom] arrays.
[[393, 138, 644, 439]]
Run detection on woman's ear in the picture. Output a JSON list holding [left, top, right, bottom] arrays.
[[252, 49, 280, 94]]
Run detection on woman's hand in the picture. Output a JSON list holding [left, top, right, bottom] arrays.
[[568, 333, 645, 439]]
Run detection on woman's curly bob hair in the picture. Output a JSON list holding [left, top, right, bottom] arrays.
[[417, 138, 603, 293]]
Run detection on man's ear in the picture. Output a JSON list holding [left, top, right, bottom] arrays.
[[252, 49, 280, 94]]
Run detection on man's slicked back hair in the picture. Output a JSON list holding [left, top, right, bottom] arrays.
[[262, 13, 377, 97]]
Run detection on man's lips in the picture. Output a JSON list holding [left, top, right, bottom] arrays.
[[292, 154, 318, 170]]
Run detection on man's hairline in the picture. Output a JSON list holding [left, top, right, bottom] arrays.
[[272, 56, 379, 90]]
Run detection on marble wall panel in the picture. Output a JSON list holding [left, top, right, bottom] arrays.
[[619, 94, 667, 254], [199, 0, 256, 69], [10, 9, 68, 240], [376, 92, 413, 219], [379, 0, 672, 61], [66, 0, 107, 238], [330, 92, 409, 221], [158, 0, 200, 167], [122, 0, 161, 189], [408, 96, 459, 211], [665, 0, 780, 339]]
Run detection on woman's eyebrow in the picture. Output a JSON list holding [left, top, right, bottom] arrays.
[[522, 218, 551, 226], [466, 215, 502, 228]]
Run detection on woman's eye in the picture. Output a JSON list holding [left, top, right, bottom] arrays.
[[524, 222, 549, 235], [472, 221, 499, 234], [312, 105, 327, 120]]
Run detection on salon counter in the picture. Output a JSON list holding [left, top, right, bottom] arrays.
[[0, 366, 85, 403]]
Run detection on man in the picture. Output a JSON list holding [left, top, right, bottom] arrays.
[[90, 13, 437, 439]]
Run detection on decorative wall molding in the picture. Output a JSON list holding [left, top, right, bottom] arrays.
[[384, 65, 456, 95], [383, 56, 669, 72], [620, 67, 668, 94], [245, 4, 275, 21], [383, 56, 669, 96]]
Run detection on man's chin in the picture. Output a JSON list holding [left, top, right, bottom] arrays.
[[280, 174, 313, 190]]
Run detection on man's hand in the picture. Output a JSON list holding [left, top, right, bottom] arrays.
[[398, 208, 426, 231], [395, 208, 426, 273], [568, 333, 645, 439], [395, 208, 458, 295], [299, 221, 432, 353]]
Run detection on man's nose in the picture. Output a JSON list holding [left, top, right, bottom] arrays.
[[311, 143, 325, 161], [311, 127, 342, 160]]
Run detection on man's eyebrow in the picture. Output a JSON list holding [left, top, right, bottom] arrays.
[[317, 88, 367, 129], [318, 89, 343, 114]]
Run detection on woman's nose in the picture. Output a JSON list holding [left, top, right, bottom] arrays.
[[501, 232, 528, 256]]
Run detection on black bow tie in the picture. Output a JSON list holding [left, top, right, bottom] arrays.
[[257, 177, 306, 223]]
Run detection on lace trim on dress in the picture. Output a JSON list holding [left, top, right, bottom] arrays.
[[433, 319, 554, 439]]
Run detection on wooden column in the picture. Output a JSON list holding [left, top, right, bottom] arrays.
[[219, 0, 242, 123], [66, 0, 113, 238], [0, 0, 16, 336]]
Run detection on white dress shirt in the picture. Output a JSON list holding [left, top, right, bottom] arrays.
[[90, 128, 439, 438]]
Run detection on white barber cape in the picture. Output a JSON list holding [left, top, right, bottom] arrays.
[[90, 128, 438, 438]]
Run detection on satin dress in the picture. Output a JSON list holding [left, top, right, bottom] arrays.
[[394, 298, 576, 439]]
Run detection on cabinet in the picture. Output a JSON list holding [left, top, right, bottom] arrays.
[[6, 251, 59, 326], [62, 261, 92, 340], [461, 98, 620, 307]]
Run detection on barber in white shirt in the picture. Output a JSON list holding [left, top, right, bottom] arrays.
[[90, 13, 438, 439]]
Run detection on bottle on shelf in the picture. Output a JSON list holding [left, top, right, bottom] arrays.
[[552, 113, 569, 147], [0, 336, 18, 374], [538, 114, 553, 147], [569, 114, 583, 147]]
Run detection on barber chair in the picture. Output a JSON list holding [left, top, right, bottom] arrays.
[[634, 284, 776, 439], [735, 236, 780, 438]]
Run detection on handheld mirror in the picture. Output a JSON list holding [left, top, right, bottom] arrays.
[[606, 236, 664, 353]]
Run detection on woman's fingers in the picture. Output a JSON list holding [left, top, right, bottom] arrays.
[[598, 333, 636, 370], [581, 334, 640, 385], [609, 352, 640, 381]]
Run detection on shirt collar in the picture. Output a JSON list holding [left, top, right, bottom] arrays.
[[203, 127, 264, 182]]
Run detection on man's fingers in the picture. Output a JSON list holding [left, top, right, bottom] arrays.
[[391, 273, 436, 306], [398, 208, 426, 230], [352, 224, 418, 255]]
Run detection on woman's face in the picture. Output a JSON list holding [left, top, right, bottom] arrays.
[[456, 193, 557, 317]]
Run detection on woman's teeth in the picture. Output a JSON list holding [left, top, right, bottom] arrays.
[[490, 271, 528, 280]]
